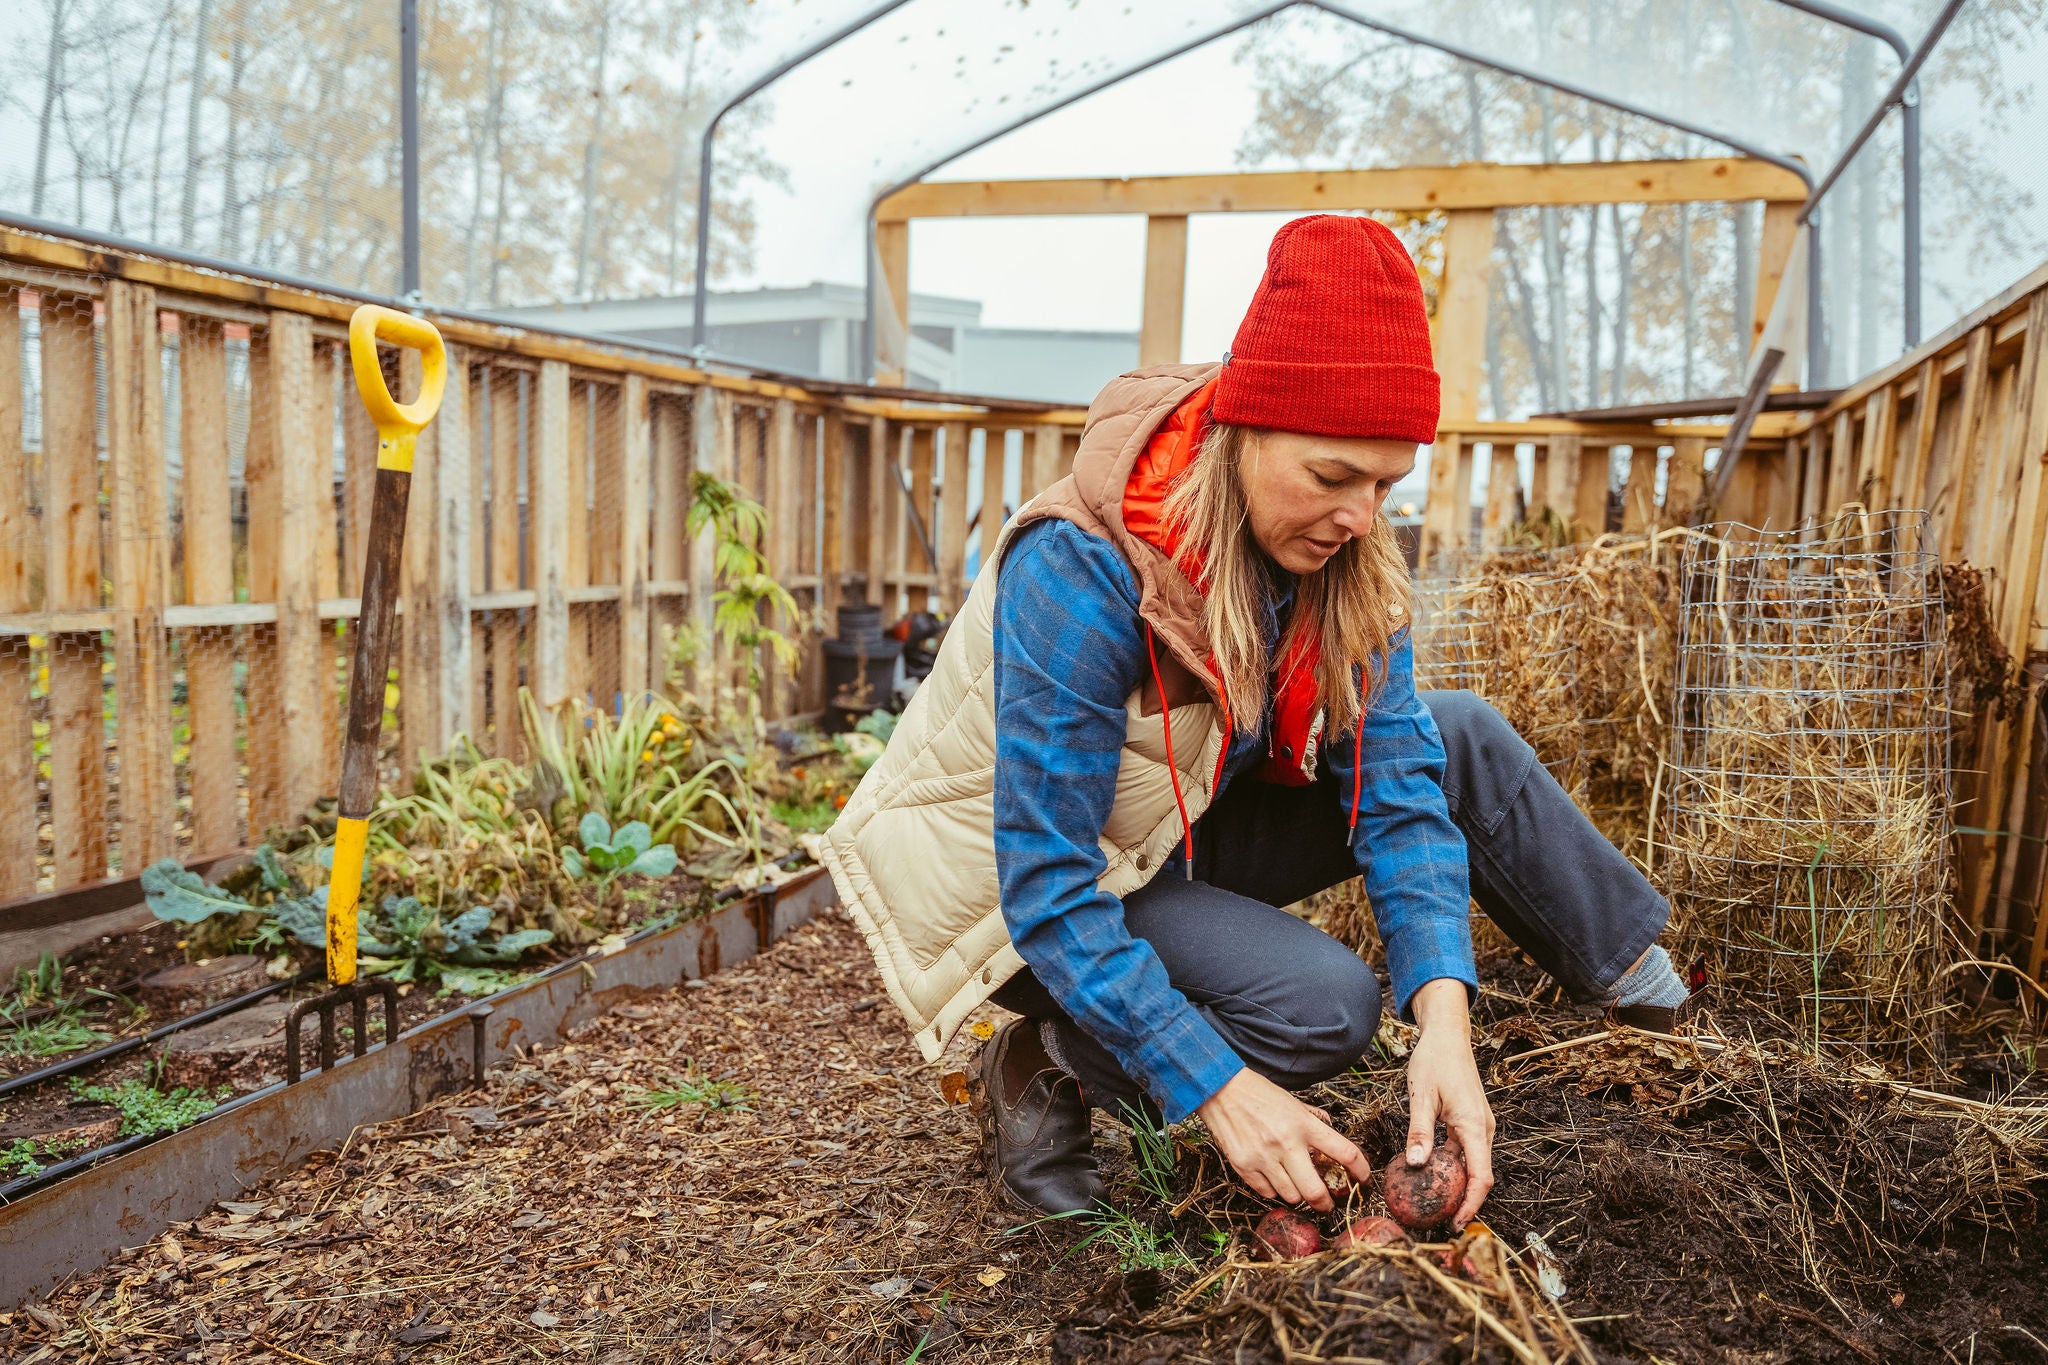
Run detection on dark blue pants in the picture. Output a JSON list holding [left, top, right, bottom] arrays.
[[988, 690, 1670, 1118]]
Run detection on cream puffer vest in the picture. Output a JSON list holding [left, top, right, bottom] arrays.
[[820, 364, 1234, 1062]]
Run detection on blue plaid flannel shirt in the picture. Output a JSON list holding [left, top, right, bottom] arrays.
[[991, 518, 1475, 1122]]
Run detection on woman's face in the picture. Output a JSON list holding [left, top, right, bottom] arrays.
[[1240, 429, 1418, 575]]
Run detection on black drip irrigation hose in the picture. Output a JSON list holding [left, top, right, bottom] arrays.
[[0, 857, 818, 1204], [0, 973, 312, 1101]]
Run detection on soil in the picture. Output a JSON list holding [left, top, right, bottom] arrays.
[[10, 909, 2047, 1364]]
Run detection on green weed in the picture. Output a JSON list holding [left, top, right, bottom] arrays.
[[69, 1077, 230, 1137], [0, 955, 111, 1059], [1120, 1102, 1178, 1206], [770, 799, 839, 833], [625, 1066, 754, 1113]]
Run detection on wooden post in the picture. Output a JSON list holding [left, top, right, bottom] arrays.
[[1436, 209, 1494, 423], [1620, 445, 1659, 533], [875, 220, 910, 387], [867, 416, 891, 606], [1420, 435, 1470, 569], [468, 366, 488, 744], [938, 423, 971, 610], [178, 317, 239, 854], [312, 343, 342, 799], [42, 295, 106, 886], [1752, 202, 1801, 353], [619, 374, 651, 701], [106, 281, 175, 871], [1140, 216, 1189, 367], [269, 311, 326, 829], [0, 291, 34, 895]]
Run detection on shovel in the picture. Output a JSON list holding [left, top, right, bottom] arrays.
[[325, 305, 447, 984]]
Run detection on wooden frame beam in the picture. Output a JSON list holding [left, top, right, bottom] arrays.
[[876, 159, 1808, 223]]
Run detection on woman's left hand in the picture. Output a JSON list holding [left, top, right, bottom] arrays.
[[1402, 978, 1495, 1228]]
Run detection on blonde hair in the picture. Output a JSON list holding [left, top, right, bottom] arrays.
[[1159, 420, 1411, 728]]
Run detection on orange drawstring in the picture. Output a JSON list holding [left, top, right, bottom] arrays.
[[1347, 709, 1366, 837], [1144, 623, 1196, 879]]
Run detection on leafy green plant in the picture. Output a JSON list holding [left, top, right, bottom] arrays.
[[562, 814, 680, 895], [434, 965, 532, 999], [141, 858, 346, 956], [1, 1138, 49, 1178], [624, 1065, 754, 1113], [854, 709, 899, 745], [769, 799, 839, 833], [687, 471, 803, 705], [70, 1077, 229, 1137], [1120, 1102, 1179, 1207], [354, 898, 554, 985]]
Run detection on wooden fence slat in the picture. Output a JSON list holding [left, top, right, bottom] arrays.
[[689, 387, 724, 686], [1855, 388, 1897, 507], [42, 296, 106, 886], [107, 281, 175, 871], [1420, 436, 1468, 569], [1482, 443, 1519, 548], [270, 311, 326, 828], [531, 361, 571, 711], [1028, 423, 1061, 503], [1938, 327, 1994, 560], [976, 427, 1008, 587], [178, 317, 238, 853], [619, 374, 651, 701], [399, 347, 454, 766], [1619, 445, 1657, 534], [489, 367, 521, 757], [1897, 358, 1943, 512], [820, 413, 847, 700], [467, 366, 488, 750], [939, 423, 971, 610], [311, 342, 342, 798], [565, 379, 591, 702], [1665, 437, 1708, 520], [867, 416, 891, 606], [343, 363, 378, 593], [0, 290, 32, 895], [765, 399, 801, 715], [1567, 438, 1608, 539]]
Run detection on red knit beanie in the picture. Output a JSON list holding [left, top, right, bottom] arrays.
[[1211, 214, 1440, 442]]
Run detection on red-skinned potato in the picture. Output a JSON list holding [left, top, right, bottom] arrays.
[[1382, 1136, 1468, 1231], [1333, 1214, 1407, 1249], [1253, 1208, 1324, 1260], [1310, 1151, 1357, 1200]]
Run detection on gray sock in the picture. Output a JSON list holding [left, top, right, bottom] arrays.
[[1596, 944, 1689, 1010], [1038, 1019, 1076, 1075]]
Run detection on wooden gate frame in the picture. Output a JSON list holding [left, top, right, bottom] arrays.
[[871, 157, 1810, 417]]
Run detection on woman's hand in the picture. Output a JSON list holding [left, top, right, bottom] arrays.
[[1404, 978, 1494, 1227], [1196, 1069, 1371, 1213]]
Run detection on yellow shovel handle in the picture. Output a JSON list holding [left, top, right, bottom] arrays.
[[347, 305, 447, 471]]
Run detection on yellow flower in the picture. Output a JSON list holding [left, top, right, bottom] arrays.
[[639, 749, 656, 765]]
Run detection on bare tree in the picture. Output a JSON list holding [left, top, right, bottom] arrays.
[[31, 0, 73, 216]]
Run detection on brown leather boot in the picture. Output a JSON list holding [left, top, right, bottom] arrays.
[[971, 1020, 1104, 1218]]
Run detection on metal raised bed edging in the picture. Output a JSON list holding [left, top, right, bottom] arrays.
[[0, 865, 839, 1308]]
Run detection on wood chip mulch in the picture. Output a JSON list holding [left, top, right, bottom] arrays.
[[7, 908, 1106, 1363]]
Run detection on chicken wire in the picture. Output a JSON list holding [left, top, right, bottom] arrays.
[[1662, 508, 1950, 1054]]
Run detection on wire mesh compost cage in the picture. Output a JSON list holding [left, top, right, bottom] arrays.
[[1662, 507, 1951, 1056]]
